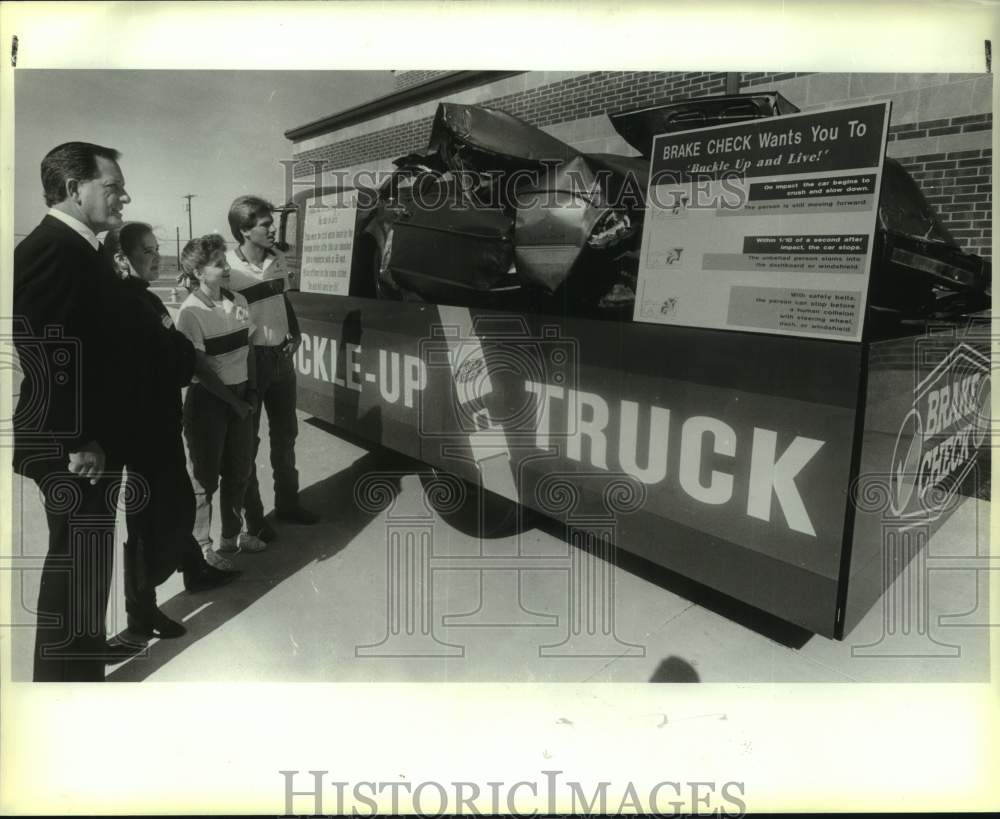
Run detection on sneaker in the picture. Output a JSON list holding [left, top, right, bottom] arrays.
[[217, 535, 240, 554], [203, 547, 236, 571], [238, 532, 267, 553], [246, 520, 277, 543]]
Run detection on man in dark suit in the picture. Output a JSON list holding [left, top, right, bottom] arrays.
[[13, 141, 133, 681]]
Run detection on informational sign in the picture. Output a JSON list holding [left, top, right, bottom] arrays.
[[634, 102, 891, 342], [299, 190, 357, 296]]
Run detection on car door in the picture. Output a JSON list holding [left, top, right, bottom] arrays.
[[380, 168, 516, 304]]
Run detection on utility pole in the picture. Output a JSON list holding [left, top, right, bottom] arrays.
[[182, 194, 196, 240], [176, 226, 181, 269]]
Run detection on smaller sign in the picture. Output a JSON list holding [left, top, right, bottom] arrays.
[[300, 190, 357, 296]]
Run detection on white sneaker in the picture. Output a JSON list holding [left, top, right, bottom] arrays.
[[238, 532, 267, 553], [203, 547, 236, 571], [217, 535, 240, 554]]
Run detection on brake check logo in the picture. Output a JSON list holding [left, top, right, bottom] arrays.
[[889, 343, 989, 518]]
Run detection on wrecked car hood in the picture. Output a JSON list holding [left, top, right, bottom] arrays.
[[428, 103, 580, 170]]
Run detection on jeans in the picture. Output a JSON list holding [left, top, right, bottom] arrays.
[[183, 382, 253, 548], [244, 345, 299, 529]]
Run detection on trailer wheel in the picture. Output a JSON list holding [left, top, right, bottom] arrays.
[[419, 469, 526, 538]]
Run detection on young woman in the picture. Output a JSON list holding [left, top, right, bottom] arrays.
[[176, 234, 267, 568]]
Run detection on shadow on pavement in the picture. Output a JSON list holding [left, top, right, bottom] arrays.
[[105, 446, 403, 682], [649, 656, 700, 683]]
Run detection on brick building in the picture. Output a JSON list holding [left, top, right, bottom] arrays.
[[287, 70, 992, 259]]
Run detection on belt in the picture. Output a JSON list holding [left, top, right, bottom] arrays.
[[255, 342, 292, 355], [194, 380, 248, 398]]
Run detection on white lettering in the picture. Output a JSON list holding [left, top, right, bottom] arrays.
[[747, 429, 824, 536], [379, 349, 401, 404], [297, 333, 312, 376], [403, 354, 426, 408], [525, 380, 564, 450], [618, 400, 670, 484], [939, 384, 952, 430], [679, 416, 735, 505], [567, 388, 609, 469], [312, 336, 329, 382], [345, 343, 362, 392], [330, 339, 345, 387], [926, 389, 939, 436]]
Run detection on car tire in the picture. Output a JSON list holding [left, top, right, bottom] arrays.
[[419, 468, 527, 538]]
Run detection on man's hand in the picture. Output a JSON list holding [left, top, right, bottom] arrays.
[[232, 399, 253, 420], [68, 442, 106, 485], [282, 334, 301, 358]]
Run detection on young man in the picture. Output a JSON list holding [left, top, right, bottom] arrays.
[[14, 142, 132, 680], [226, 195, 317, 541]]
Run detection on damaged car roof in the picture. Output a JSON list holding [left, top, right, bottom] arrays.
[[428, 102, 581, 166]]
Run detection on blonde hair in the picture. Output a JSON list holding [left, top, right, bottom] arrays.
[[178, 233, 227, 290]]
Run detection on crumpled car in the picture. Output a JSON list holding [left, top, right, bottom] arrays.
[[282, 94, 990, 328], [338, 101, 651, 317]]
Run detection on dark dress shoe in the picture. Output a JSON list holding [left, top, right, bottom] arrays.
[[127, 609, 187, 639], [275, 505, 319, 525], [184, 563, 242, 593]]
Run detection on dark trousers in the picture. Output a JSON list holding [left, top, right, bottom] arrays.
[[244, 346, 299, 529], [31, 464, 120, 682], [122, 444, 205, 615], [183, 382, 253, 547]]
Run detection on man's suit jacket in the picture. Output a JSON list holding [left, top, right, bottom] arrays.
[[13, 214, 128, 479]]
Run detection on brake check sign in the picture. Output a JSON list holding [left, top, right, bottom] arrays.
[[635, 102, 891, 342]]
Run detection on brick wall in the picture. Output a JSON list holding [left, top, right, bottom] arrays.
[[887, 113, 993, 259], [393, 70, 453, 92], [895, 146, 992, 258], [741, 71, 815, 88], [293, 70, 727, 177]]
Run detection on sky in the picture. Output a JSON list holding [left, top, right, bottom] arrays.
[[13, 69, 396, 248]]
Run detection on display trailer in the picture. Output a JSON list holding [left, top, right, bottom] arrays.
[[279, 91, 991, 639]]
